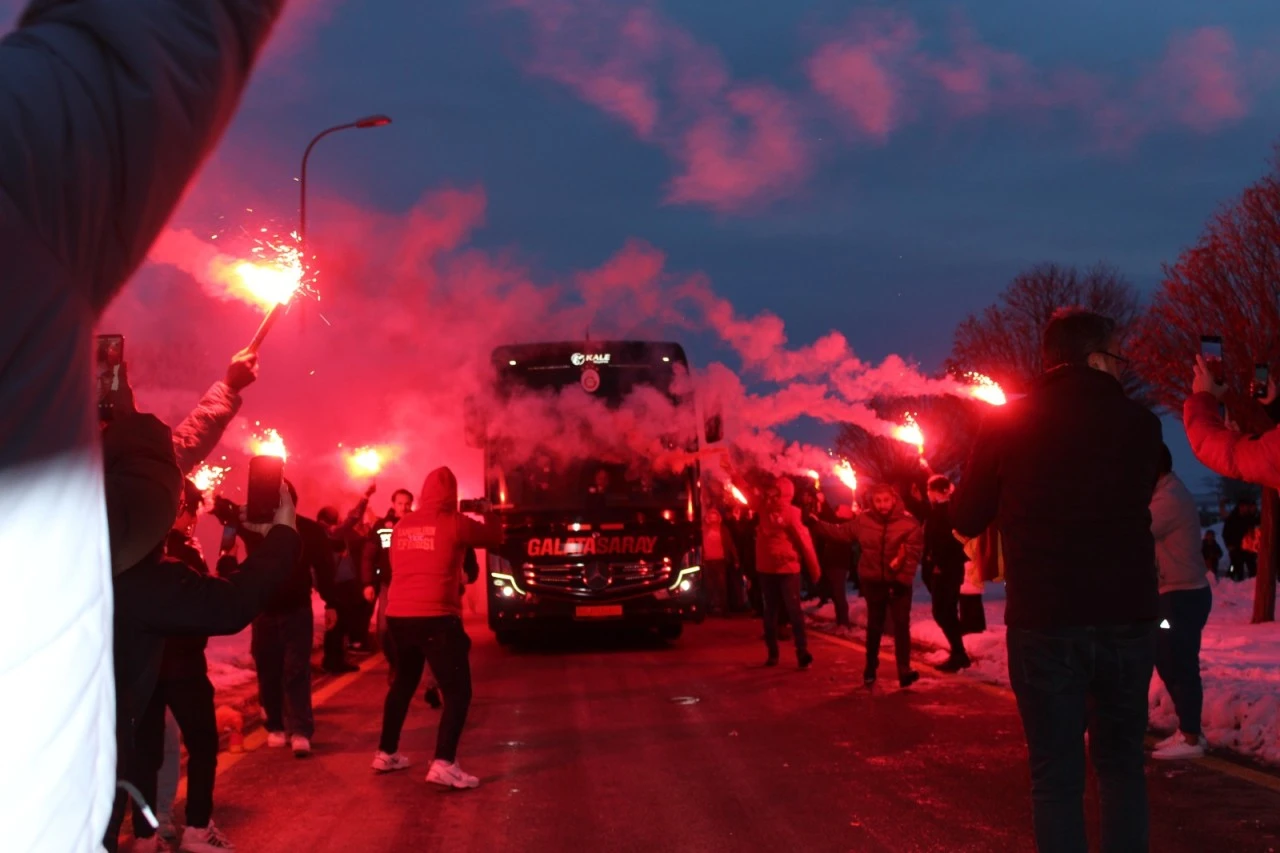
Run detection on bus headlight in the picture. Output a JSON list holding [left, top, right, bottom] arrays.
[[670, 564, 700, 594], [489, 554, 526, 597]]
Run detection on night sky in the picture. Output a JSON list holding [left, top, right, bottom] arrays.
[[17, 0, 1280, 496]]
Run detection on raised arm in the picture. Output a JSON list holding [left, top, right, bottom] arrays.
[[1185, 393, 1280, 491], [0, 0, 285, 307]]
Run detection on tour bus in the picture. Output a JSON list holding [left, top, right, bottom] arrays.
[[464, 340, 721, 642]]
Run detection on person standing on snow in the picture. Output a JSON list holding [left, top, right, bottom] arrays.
[[810, 484, 924, 688], [1149, 444, 1213, 761], [818, 504, 859, 632], [1201, 530, 1224, 577], [951, 308, 1163, 853], [0, 3, 285, 848], [922, 476, 971, 672], [372, 467, 503, 789], [754, 477, 821, 669]]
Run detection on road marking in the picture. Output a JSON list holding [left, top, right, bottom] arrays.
[[172, 654, 382, 801], [811, 626, 1280, 795]]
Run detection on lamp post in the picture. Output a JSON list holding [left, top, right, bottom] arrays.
[[298, 114, 392, 252]]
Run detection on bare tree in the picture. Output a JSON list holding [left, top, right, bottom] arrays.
[[1130, 150, 1280, 622], [947, 263, 1148, 402]]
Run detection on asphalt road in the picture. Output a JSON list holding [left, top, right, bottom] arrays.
[[203, 616, 1280, 853]]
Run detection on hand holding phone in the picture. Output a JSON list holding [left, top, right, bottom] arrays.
[[1192, 355, 1227, 399], [1252, 363, 1270, 400], [97, 335, 132, 422], [246, 456, 286, 525], [242, 481, 297, 535]]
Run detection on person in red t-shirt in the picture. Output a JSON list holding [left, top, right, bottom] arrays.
[[371, 467, 503, 789]]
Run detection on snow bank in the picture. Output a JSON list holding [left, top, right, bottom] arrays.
[[807, 576, 1280, 766]]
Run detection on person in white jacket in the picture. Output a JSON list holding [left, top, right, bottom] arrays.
[[0, 3, 284, 850], [1149, 445, 1213, 760]]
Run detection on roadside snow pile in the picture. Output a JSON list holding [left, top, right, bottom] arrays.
[[807, 575, 1280, 766], [206, 628, 258, 692]]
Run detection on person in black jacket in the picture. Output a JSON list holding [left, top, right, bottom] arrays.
[[922, 475, 970, 672], [238, 487, 341, 758], [952, 308, 1163, 853], [103, 411, 298, 853]]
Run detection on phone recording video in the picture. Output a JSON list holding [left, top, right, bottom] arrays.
[[96, 334, 124, 422], [1254, 363, 1270, 399], [246, 455, 285, 524], [1200, 335, 1224, 384]]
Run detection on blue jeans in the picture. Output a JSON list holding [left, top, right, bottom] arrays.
[[1156, 586, 1212, 736], [1007, 622, 1156, 853]]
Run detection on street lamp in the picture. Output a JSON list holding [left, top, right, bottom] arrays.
[[298, 114, 392, 249]]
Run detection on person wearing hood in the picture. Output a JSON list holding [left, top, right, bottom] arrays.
[[754, 476, 821, 669], [1148, 445, 1213, 761], [372, 467, 504, 790], [103, 406, 298, 852], [811, 483, 924, 688]]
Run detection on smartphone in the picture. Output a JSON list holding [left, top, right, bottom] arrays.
[[1254, 363, 1270, 399], [96, 334, 125, 422], [1200, 335, 1224, 383], [246, 455, 285, 524]]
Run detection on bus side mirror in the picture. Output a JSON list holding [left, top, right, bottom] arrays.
[[464, 396, 485, 449], [704, 413, 723, 445]]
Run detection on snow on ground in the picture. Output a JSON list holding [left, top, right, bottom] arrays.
[[807, 575, 1280, 766]]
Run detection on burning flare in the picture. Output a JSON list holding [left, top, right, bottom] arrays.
[[191, 464, 229, 494], [248, 426, 288, 460], [345, 446, 385, 478], [805, 468, 821, 484], [965, 372, 1007, 406], [893, 413, 925, 456], [213, 230, 306, 311], [729, 484, 750, 506], [833, 459, 857, 493]]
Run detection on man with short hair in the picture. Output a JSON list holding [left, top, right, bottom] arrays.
[[952, 308, 1163, 852]]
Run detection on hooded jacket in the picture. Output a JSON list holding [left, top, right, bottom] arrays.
[[811, 486, 923, 587], [923, 500, 968, 587], [952, 365, 1163, 629], [754, 479, 821, 580], [1150, 472, 1210, 594], [0, 4, 283, 848], [387, 468, 504, 619]]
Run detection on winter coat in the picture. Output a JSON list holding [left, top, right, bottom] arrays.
[[362, 512, 399, 589], [725, 512, 757, 573], [325, 496, 371, 584], [923, 501, 968, 588], [0, 4, 283, 848], [1221, 507, 1259, 552], [1185, 392, 1280, 491], [237, 514, 339, 614], [171, 380, 242, 475], [1202, 538, 1224, 573], [1150, 473, 1210, 594], [388, 468, 504, 618], [811, 494, 923, 587], [159, 530, 213, 680], [754, 480, 821, 580], [952, 365, 1163, 630]]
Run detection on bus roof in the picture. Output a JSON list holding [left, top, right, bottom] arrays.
[[491, 341, 689, 370]]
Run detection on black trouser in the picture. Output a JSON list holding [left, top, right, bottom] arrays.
[[823, 566, 850, 627], [1156, 587, 1213, 737], [1007, 622, 1155, 853], [132, 675, 219, 836], [760, 574, 807, 659], [1227, 548, 1257, 581], [251, 606, 314, 738], [323, 580, 364, 668], [863, 581, 912, 677], [379, 616, 472, 762], [930, 571, 967, 660]]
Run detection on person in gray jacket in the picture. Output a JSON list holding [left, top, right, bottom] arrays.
[[0, 2, 285, 849], [1149, 444, 1213, 761]]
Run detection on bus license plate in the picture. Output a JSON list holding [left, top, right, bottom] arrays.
[[575, 605, 623, 620]]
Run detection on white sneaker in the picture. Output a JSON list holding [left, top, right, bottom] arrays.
[[426, 759, 480, 789], [265, 731, 287, 748], [1152, 737, 1206, 761], [180, 821, 236, 852], [291, 735, 312, 757], [372, 750, 411, 773], [1153, 731, 1184, 752]]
